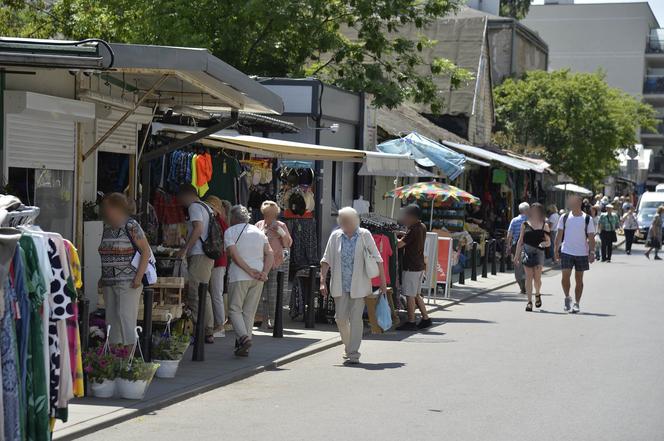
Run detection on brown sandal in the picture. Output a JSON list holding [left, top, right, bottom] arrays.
[[535, 295, 542, 308], [525, 302, 533, 312]]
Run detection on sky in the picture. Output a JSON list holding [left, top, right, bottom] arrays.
[[531, 0, 664, 25]]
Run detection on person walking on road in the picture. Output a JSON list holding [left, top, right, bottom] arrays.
[[320, 207, 387, 364], [395, 204, 432, 331], [621, 204, 638, 255], [554, 195, 596, 313], [506, 202, 530, 294], [645, 205, 663, 260], [598, 204, 619, 262], [514, 203, 551, 312], [547, 204, 559, 259], [224, 205, 274, 357]]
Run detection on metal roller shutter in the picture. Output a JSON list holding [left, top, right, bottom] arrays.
[[96, 119, 139, 154], [5, 114, 76, 171]]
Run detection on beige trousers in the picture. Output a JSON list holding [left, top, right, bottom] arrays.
[[228, 279, 264, 339], [103, 282, 142, 345], [187, 254, 214, 336], [334, 293, 365, 362]]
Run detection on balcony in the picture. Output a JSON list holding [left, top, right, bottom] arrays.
[[646, 36, 664, 54], [643, 75, 664, 94]]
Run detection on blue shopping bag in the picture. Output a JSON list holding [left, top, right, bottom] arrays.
[[376, 293, 392, 332]]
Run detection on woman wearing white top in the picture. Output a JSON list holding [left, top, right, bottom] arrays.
[[320, 207, 387, 365], [621, 204, 639, 255]]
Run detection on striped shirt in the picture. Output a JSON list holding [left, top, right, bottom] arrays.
[[508, 214, 528, 245]]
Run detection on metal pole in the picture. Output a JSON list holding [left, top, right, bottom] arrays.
[[499, 239, 506, 273], [458, 253, 465, 285], [481, 241, 488, 278], [305, 265, 317, 329], [192, 282, 208, 361], [142, 288, 154, 362], [471, 242, 478, 281], [273, 271, 284, 338], [491, 239, 497, 275], [78, 295, 90, 352]]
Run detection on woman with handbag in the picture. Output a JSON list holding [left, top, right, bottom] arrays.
[[255, 200, 293, 329], [514, 203, 551, 312], [598, 204, 620, 262], [320, 207, 387, 365], [98, 193, 151, 346], [645, 205, 664, 260]]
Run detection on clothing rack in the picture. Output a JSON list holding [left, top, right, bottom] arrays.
[[360, 212, 400, 232], [2, 206, 40, 228]]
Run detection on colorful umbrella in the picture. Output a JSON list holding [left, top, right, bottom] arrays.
[[384, 181, 480, 227]]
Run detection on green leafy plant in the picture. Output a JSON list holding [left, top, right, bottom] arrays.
[[151, 332, 190, 361], [83, 349, 119, 383], [117, 359, 159, 382]]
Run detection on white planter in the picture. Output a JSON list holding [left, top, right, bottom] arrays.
[[154, 359, 181, 378], [117, 379, 150, 400], [90, 379, 116, 398]]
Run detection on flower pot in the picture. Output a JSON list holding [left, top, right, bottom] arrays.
[[90, 379, 116, 398], [154, 359, 181, 378], [117, 379, 150, 400]]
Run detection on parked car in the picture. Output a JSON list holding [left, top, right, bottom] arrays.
[[656, 183, 664, 192], [637, 191, 664, 239]]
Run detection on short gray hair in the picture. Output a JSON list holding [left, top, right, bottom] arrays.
[[518, 202, 530, 214], [230, 205, 251, 224], [337, 206, 360, 229]]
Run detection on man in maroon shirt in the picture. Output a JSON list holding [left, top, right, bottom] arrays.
[[396, 204, 432, 331]]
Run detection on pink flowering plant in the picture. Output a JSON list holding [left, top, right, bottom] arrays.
[[83, 348, 119, 384]]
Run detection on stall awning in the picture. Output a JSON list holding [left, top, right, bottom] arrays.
[[357, 163, 437, 178], [552, 183, 593, 196], [158, 125, 416, 166], [442, 141, 541, 172]]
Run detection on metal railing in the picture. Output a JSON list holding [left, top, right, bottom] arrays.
[[647, 37, 664, 54], [644, 76, 664, 94]]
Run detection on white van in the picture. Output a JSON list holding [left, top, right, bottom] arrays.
[[637, 191, 664, 237]]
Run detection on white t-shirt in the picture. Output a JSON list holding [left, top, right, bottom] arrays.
[[187, 202, 210, 257], [225, 223, 269, 283], [548, 212, 560, 232], [557, 212, 596, 256]]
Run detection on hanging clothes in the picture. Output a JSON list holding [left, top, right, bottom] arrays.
[[63, 241, 84, 398], [370, 234, 393, 287]]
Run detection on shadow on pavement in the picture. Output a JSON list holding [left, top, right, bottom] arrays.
[[335, 362, 406, 370]]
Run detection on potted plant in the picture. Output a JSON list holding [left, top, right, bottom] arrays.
[[152, 332, 190, 378], [84, 349, 118, 398], [116, 358, 160, 400]]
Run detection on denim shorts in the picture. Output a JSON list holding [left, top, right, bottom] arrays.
[[560, 253, 590, 272]]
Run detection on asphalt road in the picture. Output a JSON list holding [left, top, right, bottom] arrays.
[[80, 244, 664, 441]]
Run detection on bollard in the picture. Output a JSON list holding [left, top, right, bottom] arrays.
[[458, 257, 465, 285], [273, 272, 284, 338], [142, 288, 154, 362], [491, 239, 497, 275], [78, 296, 90, 352], [471, 242, 478, 281], [305, 265, 317, 329], [192, 282, 208, 362], [499, 240, 506, 273], [481, 241, 488, 278]]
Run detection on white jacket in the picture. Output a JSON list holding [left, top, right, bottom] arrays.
[[321, 227, 383, 299]]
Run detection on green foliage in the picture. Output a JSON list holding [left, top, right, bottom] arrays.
[[1, 0, 469, 112], [0, 0, 56, 38], [117, 359, 160, 382], [151, 332, 190, 361], [494, 70, 657, 187], [499, 0, 532, 19]]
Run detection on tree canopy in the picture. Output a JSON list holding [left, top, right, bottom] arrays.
[[499, 0, 531, 19], [0, 0, 472, 113], [494, 70, 657, 187]]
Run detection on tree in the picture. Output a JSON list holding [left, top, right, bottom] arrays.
[[499, 0, 531, 19], [1, 0, 472, 113], [494, 70, 657, 187]]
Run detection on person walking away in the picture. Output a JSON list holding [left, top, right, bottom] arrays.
[[224, 205, 274, 356], [506, 202, 530, 294], [395, 204, 432, 331], [554, 195, 596, 313], [320, 207, 387, 364], [204, 195, 229, 337], [176, 184, 215, 344], [598, 204, 619, 262], [514, 203, 551, 311], [98, 193, 151, 346], [547, 205, 559, 259], [621, 204, 638, 255], [645, 205, 663, 260], [255, 201, 292, 329]]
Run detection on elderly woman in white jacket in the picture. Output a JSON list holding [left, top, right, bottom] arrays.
[[320, 207, 387, 365]]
